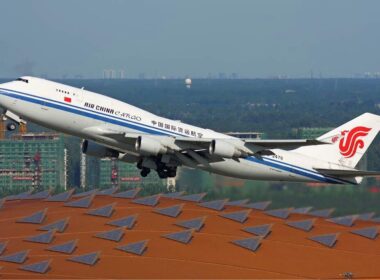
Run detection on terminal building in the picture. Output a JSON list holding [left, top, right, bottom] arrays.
[[81, 155, 167, 189], [0, 133, 67, 194], [292, 127, 333, 139]]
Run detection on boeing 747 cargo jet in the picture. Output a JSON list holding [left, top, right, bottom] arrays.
[[0, 76, 380, 184]]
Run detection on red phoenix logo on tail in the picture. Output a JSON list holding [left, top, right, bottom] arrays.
[[338, 126, 372, 158]]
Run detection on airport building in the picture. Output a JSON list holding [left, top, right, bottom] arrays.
[[225, 131, 264, 139], [292, 127, 333, 139], [81, 156, 167, 189], [0, 133, 67, 193]]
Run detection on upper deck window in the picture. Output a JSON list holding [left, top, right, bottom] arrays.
[[16, 78, 29, 83]]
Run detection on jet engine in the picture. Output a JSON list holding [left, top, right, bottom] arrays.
[[82, 140, 119, 158], [209, 139, 244, 158], [135, 136, 167, 156]]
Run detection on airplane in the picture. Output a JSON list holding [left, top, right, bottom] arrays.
[[0, 76, 380, 185]]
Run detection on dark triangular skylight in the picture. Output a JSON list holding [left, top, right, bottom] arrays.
[[291, 207, 313, 214], [46, 239, 78, 254], [112, 188, 141, 199], [97, 187, 119, 196], [350, 227, 379, 240], [175, 216, 206, 232], [39, 218, 69, 233], [95, 227, 125, 242], [327, 215, 357, 227], [309, 233, 339, 248], [177, 193, 207, 202], [286, 219, 315, 232], [132, 194, 161, 207], [357, 212, 375, 221], [162, 229, 193, 244], [24, 189, 51, 200], [0, 250, 29, 264], [198, 199, 227, 211], [162, 191, 185, 198], [19, 259, 51, 274], [225, 199, 249, 206], [309, 208, 335, 218], [24, 230, 55, 244], [17, 208, 47, 224], [5, 190, 32, 201], [154, 204, 183, 218], [45, 189, 75, 202], [219, 210, 251, 223], [72, 189, 98, 198], [243, 201, 271, 210], [106, 215, 137, 229], [116, 240, 148, 256], [243, 224, 273, 238], [67, 251, 100, 266], [232, 237, 262, 252], [0, 241, 8, 255], [265, 208, 293, 219], [86, 203, 116, 218], [64, 195, 94, 208]]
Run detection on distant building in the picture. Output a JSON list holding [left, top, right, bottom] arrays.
[[225, 132, 264, 139], [85, 158, 166, 188], [119, 70, 126, 79], [292, 127, 333, 139], [0, 133, 67, 193], [103, 69, 117, 79], [218, 73, 226, 79]]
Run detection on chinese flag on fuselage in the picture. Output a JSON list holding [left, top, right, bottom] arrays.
[[64, 97, 72, 103]]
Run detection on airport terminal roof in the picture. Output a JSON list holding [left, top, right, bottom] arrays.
[[0, 188, 380, 279]]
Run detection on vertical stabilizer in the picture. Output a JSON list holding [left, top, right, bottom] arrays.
[[294, 113, 380, 168]]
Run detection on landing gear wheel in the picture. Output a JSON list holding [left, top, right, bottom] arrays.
[[140, 167, 151, 177], [6, 122, 17, 131], [157, 169, 168, 179], [167, 168, 177, 178]]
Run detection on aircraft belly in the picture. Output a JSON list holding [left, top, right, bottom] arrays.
[[202, 157, 314, 182]]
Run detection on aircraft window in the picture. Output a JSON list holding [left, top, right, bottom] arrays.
[[16, 78, 29, 83]]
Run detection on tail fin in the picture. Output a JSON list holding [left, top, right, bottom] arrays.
[[295, 113, 380, 168]]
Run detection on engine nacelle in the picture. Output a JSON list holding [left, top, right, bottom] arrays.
[[135, 136, 167, 156], [209, 139, 243, 158], [82, 140, 119, 158]]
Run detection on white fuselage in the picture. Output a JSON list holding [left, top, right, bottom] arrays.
[[0, 77, 351, 184]]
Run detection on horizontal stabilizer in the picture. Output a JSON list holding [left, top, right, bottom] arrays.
[[244, 139, 328, 148], [315, 168, 380, 177]]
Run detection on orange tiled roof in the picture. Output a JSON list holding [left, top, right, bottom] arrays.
[[0, 189, 379, 279]]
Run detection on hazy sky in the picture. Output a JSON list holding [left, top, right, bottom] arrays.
[[1, 0, 380, 78]]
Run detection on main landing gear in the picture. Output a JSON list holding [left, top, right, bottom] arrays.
[[140, 167, 151, 177], [137, 160, 177, 179]]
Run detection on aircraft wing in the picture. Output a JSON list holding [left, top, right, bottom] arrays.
[[98, 129, 328, 154], [315, 168, 380, 177]]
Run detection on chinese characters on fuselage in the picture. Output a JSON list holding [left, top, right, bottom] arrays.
[[152, 120, 203, 138]]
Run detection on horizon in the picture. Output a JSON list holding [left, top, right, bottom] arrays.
[[1, 0, 380, 79]]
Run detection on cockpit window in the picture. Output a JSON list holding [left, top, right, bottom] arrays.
[[16, 78, 29, 83]]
